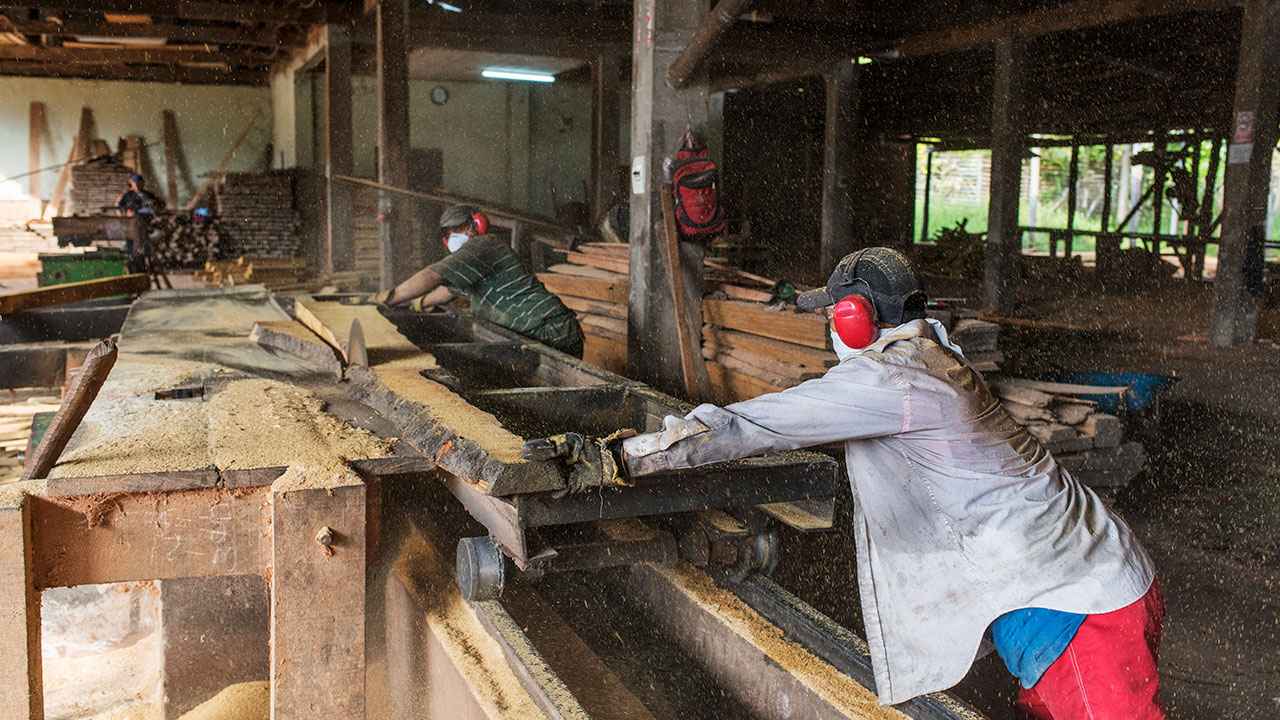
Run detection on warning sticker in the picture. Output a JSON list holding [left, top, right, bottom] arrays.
[[1233, 111, 1256, 144]]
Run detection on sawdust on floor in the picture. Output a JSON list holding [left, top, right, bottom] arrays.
[[655, 561, 910, 720], [42, 623, 161, 720]]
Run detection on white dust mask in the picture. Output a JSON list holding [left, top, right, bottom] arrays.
[[446, 233, 470, 252]]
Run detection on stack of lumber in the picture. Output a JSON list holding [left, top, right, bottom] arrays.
[[702, 300, 831, 403], [149, 214, 222, 268], [193, 257, 311, 291], [68, 159, 134, 215], [0, 394, 60, 484], [537, 242, 776, 374], [213, 171, 302, 259], [988, 376, 1145, 491], [0, 223, 57, 254], [949, 316, 1004, 373]]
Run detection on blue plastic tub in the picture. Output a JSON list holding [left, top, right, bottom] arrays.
[[1054, 372, 1179, 414]]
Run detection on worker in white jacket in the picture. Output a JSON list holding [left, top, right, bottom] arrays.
[[527, 248, 1165, 719]]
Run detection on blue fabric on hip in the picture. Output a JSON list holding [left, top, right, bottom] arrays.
[[989, 608, 1087, 688]]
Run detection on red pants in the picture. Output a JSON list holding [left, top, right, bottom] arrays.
[[1017, 578, 1166, 720]]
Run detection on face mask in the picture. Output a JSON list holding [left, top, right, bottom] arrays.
[[831, 327, 861, 362], [446, 233, 469, 252]]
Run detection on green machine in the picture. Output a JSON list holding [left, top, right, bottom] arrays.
[[37, 249, 127, 287]]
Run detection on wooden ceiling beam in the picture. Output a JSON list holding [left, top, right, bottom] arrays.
[[0, 1, 327, 25], [0, 59, 265, 83], [0, 15, 304, 46], [0, 44, 271, 65]]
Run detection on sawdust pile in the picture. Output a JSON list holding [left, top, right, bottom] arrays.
[[51, 370, 390, 479], [175, 681, 268, 720], [392, 532, 542, 717], [654, 562, 908, 719]]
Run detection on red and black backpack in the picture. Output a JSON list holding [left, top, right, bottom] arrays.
[[670, 142, 725, 237]]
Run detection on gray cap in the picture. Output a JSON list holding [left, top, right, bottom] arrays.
[[440, 203, 479, 231], [796, 247, 927, 325]]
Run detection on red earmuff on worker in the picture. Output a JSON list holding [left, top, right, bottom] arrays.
[[832, 293, 878, 349], [472, 212, 489, 235]]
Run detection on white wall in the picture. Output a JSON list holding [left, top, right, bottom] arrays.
[[0, 76, 272, 212]]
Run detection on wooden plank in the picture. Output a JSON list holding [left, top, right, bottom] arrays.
[[18, 0, 326, 24], [582, 333, 627, 374], [184, 112, 258, 211], [703, 343, 820, 386], [703, 299, 829, 350], [1081, 413, 1122, 448], [704, 349, 809, 390], [293, 300, 428, 367], [659, 182, 703, 402], [537, 272, 629, 304], [250, 320, 343, 378], [0, 485, 41, 719], [707, 362, 785, 404], [561, 295, 627, 321], [544, 263, 627, 282], [30, 486, 271, 588], [74, 106, 94, 167], [994, 377, 1129, 396], [162, 109, 181, 206], [0, 274, 148, 315], [27, 102, 41, 219], [989, 382, 1053, 408], [270, 476, 366, 718], [565, 251, 629, 275], [702, 326, 835, 369], [0, 17, 303, 47], [715, 283, 772, 303], [577, 312, 627, 337]]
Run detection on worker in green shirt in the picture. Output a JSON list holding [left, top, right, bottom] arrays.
[[377, 203, 585, 358]]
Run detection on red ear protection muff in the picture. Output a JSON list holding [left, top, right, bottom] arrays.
[[832, 294, 878, 349], [472, 212, 489, 235]]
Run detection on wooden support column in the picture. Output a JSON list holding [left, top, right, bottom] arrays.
[[326, 24, 357, 275], [628, 0, 714, 399], [1065, 143, 1079, 257], [376, 0, 412, 291], [1211, 0, 1280, 346], [0, 488, 41, 720], [269, 478, 366, 718], [590, 52, 623, 222], [982, 37, 1027, 314], [820, 60, 858, 279]]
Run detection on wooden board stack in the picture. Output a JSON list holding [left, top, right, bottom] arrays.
[[701, 299, 831, 403], [535, 242, 776, 376], [194, 256, 311, 291], [987, 376, 1146, 490], [68, 159, 134, 215], [0, 394, 60, 484], [213, 171, 303, 259]]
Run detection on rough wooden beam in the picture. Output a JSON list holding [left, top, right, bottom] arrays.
[[0, 486, 41, 720], [982, 38, 1026, 314], [0, 44, 270, 65], [0, 274, 149, 315], [30, 485, 272, 588], [820, 61, 858, 278], [269, 476, 366, 718], [667, 0, 752, 89], [0, 61, 267, 84], [0, 16, 303, 46], [325, 23, 356, 274], [376, 0, 412, 290], [1211, 0, 1280, 345], [8, 1, 327, 24], [27, 102, 41, 218]]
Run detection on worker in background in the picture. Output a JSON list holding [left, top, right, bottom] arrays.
[[527, 248, 1164, 719], [116, 173, 164, 216], [374, 203, 585, 358]]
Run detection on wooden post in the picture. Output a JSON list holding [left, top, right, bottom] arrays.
[[1211, 0, 1280, 346], [269, 478, 366, 718], [1065, 143, 1079, 257], [590, 52, 622, 223], [1101, 143, 1113, 234], [0, 488, 41, 720], [376, 0, 412, 291], [820, 60, 858, 279], [28, 103, 42, 219], [983, 37, 1026, 314], [325, 23, 356, 275], [920, 146, 934, 244], [627, 0, 714, 399], [1151, 136, 1165, 253], [74, 107, 93, 166]]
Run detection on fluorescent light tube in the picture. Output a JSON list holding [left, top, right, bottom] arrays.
[[481, 70, 555, 83]]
